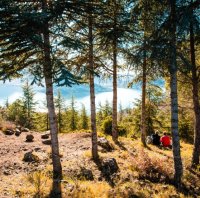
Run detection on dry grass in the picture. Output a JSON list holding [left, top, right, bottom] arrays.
[[0, 120, 15, 131], [62, 180, 110, 198], [80, 137, 199, 197], [1, 134, 200, 198]]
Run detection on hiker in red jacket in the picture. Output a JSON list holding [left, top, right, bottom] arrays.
[[160, 133, 172, 148]]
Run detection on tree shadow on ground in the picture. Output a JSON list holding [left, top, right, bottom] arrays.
[[152, 148, 173, 159], [145, 145, 152, 150], [114, 140, 127, 151], [187, 167, 200, 178], [178, 182, 200, 197], [94, 158, 119, 188], [48, 179, 62, 198], [139, 173, 200, 197]]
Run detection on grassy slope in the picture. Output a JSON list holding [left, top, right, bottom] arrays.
[[2, 134, 200, 198]]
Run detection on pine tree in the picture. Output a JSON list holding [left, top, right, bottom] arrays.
[[80, 104, 88, 130], [126, 0, 164, 146], [55, 90, 65, 133], [128, 0, 184, 185], [69, 96, 77, 131], [103, 100, 112, 118], [168, 0, 183, 186], [190, 11, 200, 168], [96, 102, 103, 126], [119, 102, 123, 122], [7, 99, 24, 125], [88, 3, 98, 159], [97, 0, 130, 142], [22, 80, 36, 128]]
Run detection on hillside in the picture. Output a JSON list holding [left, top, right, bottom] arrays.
[[0, 130, 200, 198]]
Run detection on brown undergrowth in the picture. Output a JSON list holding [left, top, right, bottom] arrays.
[[0, 131, 199, 198]]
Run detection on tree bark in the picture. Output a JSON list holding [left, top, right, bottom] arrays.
[[42, 0, 62, 196], [88, 9, 98, 160], [169, 0, 183, 187], [58, 106, 61, 133], [190, 5, 200, 167], [141, 40, 147, 147], [140, 0, 148, 147], [112, 0, 118, 142], [46, 113, 49, 131]]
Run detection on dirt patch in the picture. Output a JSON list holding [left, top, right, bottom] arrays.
[[0, 131, 92, 197]]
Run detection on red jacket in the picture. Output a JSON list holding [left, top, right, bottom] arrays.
[[160, 135, 171, 147]]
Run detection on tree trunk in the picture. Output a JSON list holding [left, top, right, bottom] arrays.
[[88, 11, 98, 160], [42, 0, 62, 196], [169, 0, 183, 187], [141, 40, 147, 147], [46, 113, 49, 131], [141, 0, 148, 147], [112, 40, 118, 142], [190, 6, 200, 167], [58, 102, 62, 133], [112, 1, 118, 142]]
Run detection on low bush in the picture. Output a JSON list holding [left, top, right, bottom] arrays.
[[101, 117, 127, 137]]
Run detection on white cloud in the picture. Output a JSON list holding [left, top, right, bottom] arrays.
[[34, 92, 47, 112], [74, 87, 140, 112], [8, 92, 23, 103]]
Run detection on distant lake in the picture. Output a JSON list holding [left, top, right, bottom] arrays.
[[0, 78, 141, 112], [0, 78, 164, 112]]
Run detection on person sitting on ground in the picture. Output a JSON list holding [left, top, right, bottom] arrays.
[[152, 131, 160, 146], [160, 132, 172, 148], [146, 135, 153, 144]]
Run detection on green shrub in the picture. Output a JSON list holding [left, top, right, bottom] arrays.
[[179, 121, 193, 143], [101, 117, 127, 136], [102, 116, 112, 135], [118, 125, 127, 136]]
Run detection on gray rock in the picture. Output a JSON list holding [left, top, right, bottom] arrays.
[[23, 152, 39, 162], [15, 130, 21, 136], [3, 170, 11, 175], [15, 128, 21, 133], [98, 137, 113, 151], [41, 134, 50, 139], [101, 158, 119, 177], [16, 126, 21, 130], [26, 134, 34, 142], [42, 139, 51, 145], [78, 168, 94, 181], [4, 129, 14, 135], [22, 128, 30, 132]]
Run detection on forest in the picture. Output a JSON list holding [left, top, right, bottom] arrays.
[[0, 0, 200, 197]]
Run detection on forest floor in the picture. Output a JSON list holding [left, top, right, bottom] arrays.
[[0, 130, 200, 198]]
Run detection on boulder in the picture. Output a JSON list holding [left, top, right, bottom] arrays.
[[98, 137, 113, 151], [42, 139, 51, 145], [4, 129, 14, 135], [3, 170, 11, 175], [15, 128, 21, 133], [41, 134, 50, 139], [15, 129, 21, 136], [22, 128, 30, 132], [78, 168, 94, 181], [23, 152, 40, 162], [15, 131, 21, 136], [26, 134, 34, 142], [101, 158, 119, 177]]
